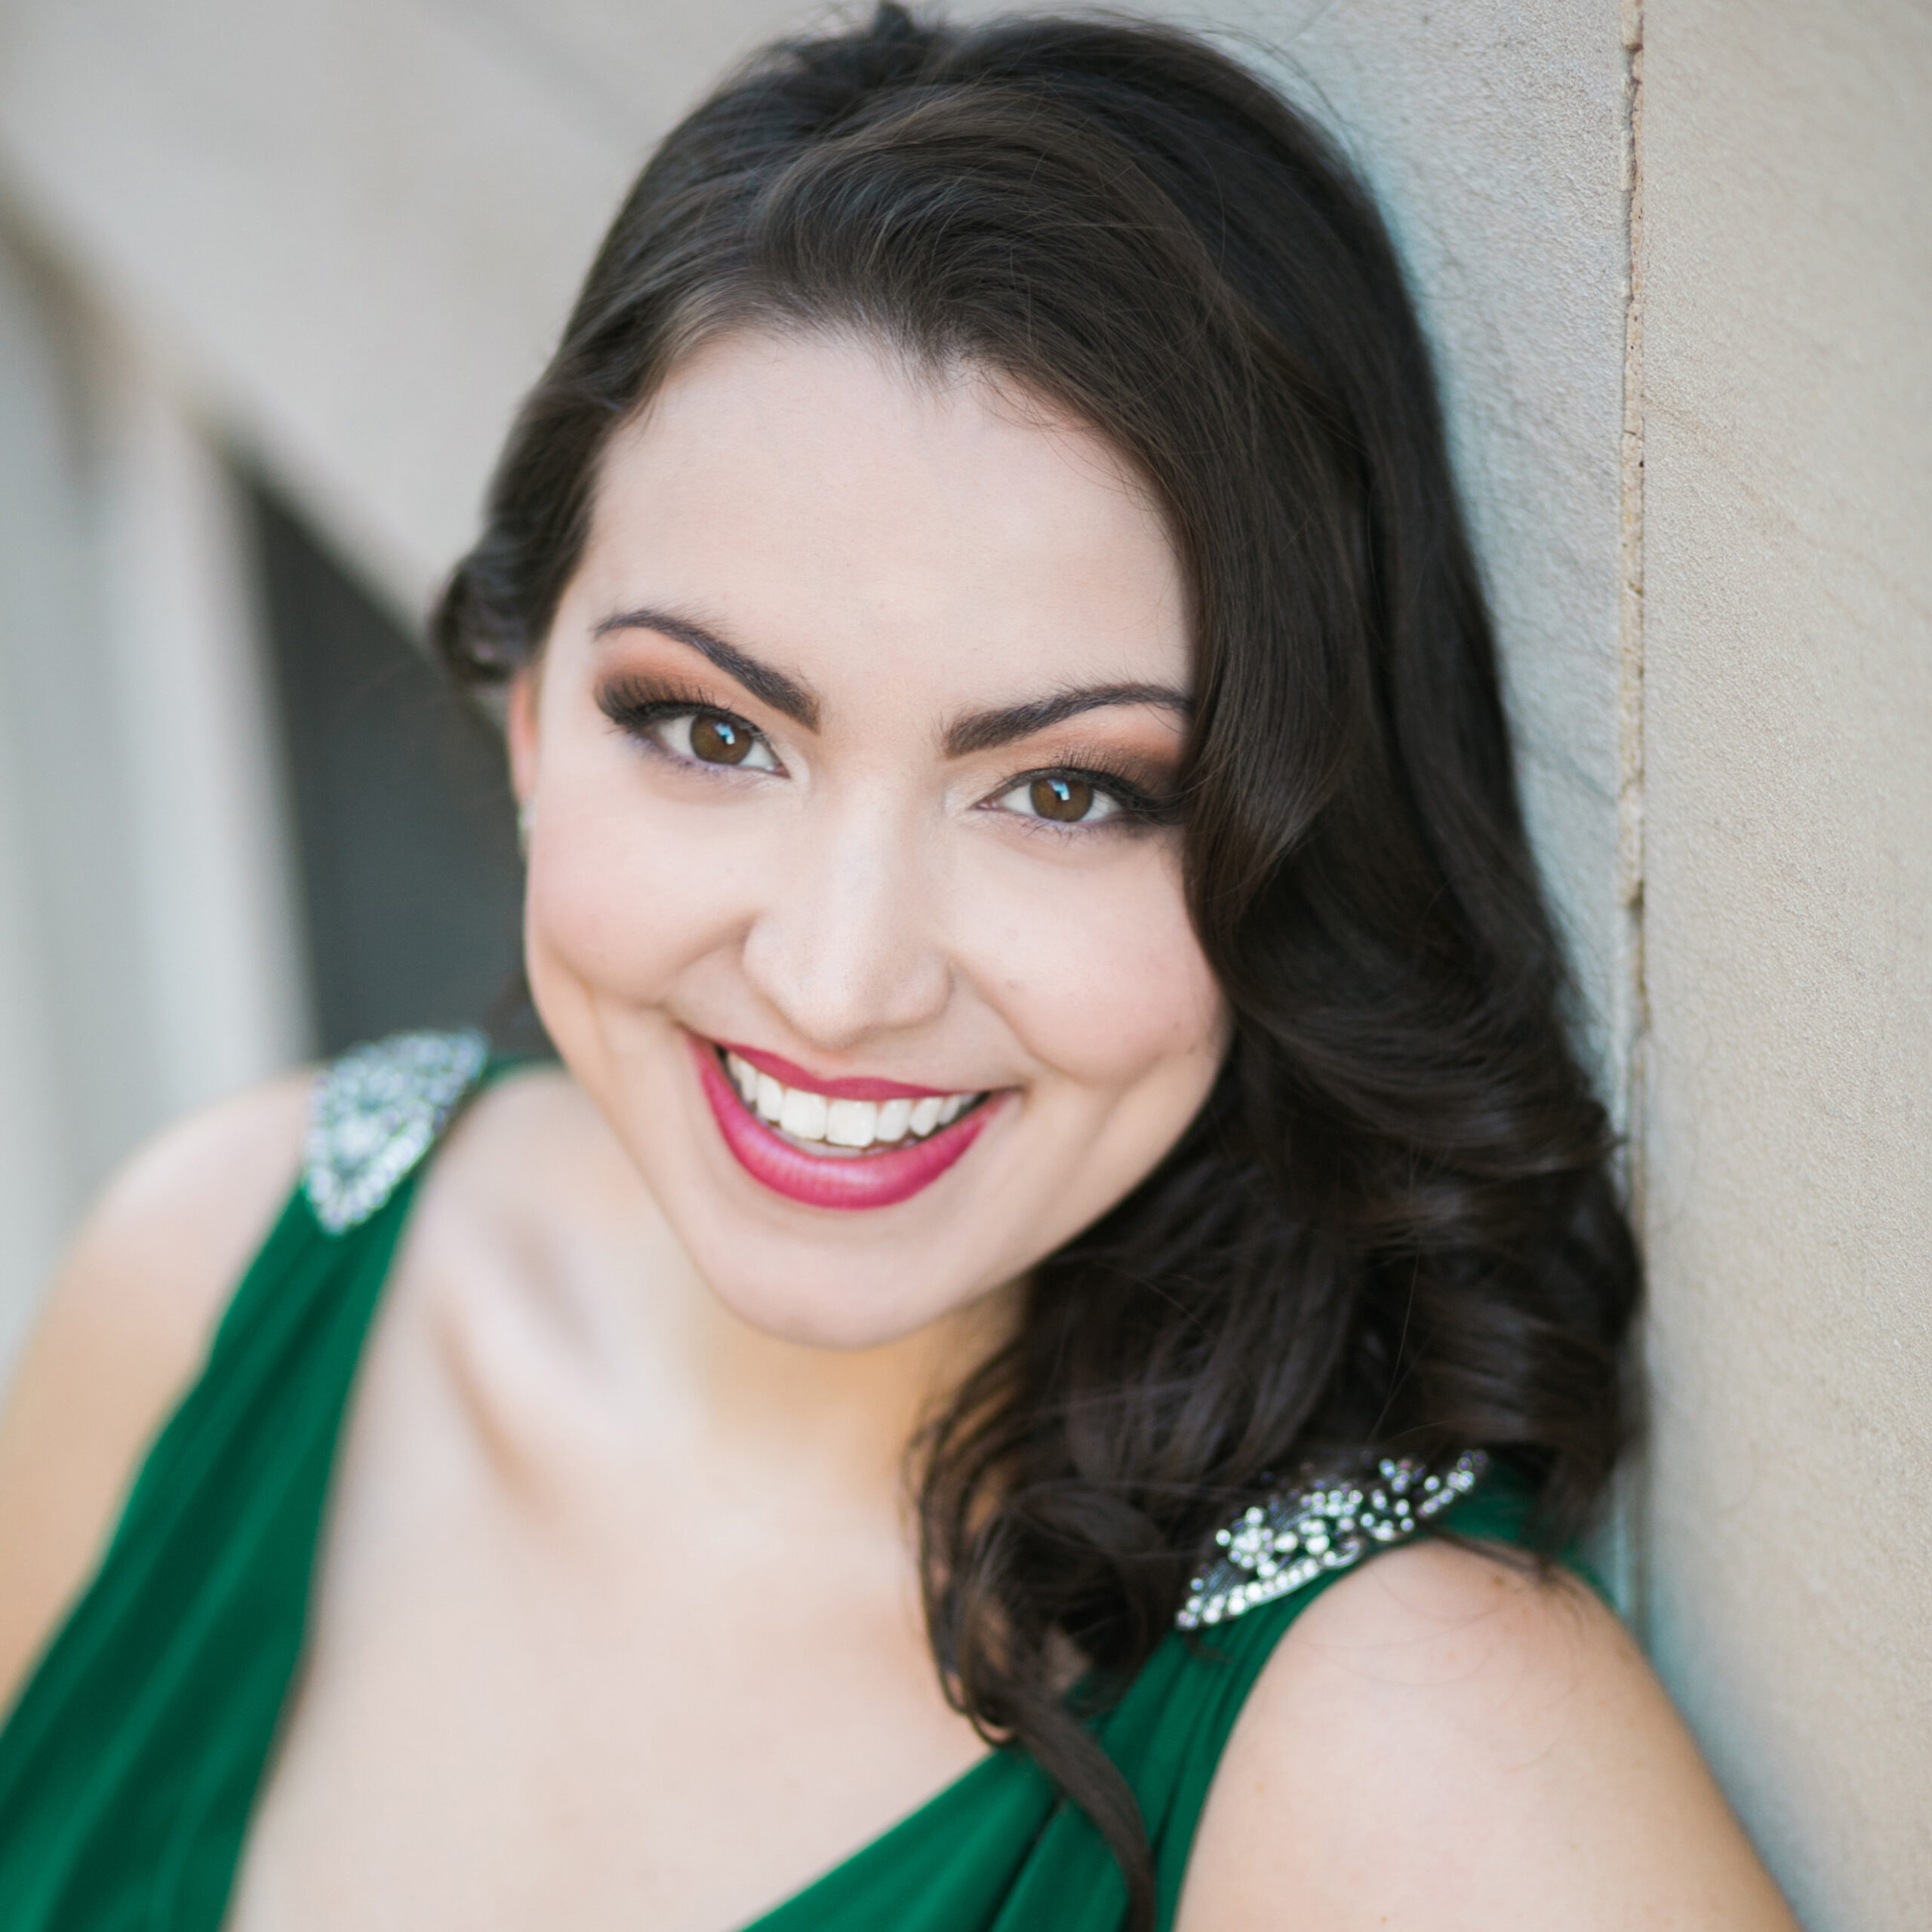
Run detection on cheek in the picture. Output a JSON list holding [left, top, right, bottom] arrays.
[[962, 844, 1224, 1091], [525, 777, 749, 998]]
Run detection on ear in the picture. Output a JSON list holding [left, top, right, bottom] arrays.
[[506, 666, 540, 805]]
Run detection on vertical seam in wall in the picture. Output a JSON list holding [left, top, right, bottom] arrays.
[[1617, 0, 1651, 1643]]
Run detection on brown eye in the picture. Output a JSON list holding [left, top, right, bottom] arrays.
[[1030, 775, 1094, 822], [691, 713, 753, 765], [989, 771, 1124, 828]]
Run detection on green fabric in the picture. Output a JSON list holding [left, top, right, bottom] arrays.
[[0, 1067, 1536, 1932], [0, 1170, 423, 1930]]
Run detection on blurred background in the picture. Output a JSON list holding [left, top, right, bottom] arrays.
[[0, 0, 1926, 1923]]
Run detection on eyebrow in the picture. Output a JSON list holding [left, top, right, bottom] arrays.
[[943, 684, 1192, 758], [592, 606, 821, 729], [592, 604, 1189, 753]]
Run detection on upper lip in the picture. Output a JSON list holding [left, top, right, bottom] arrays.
[[712, 1038, 975, 1103]]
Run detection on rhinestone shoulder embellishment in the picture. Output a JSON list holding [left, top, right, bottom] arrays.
[[303, 1029, 490, 1235], [1177, 1449, 1490, 1630]]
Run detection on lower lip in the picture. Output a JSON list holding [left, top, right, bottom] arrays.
[[691, 1040, 1001, 1211]]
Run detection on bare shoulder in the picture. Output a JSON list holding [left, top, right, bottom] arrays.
[[1176, 1535, 1800, 1932], [0, 1070, 312, 1704]]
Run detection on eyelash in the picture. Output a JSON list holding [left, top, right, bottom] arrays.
[[593, 675, 1178, 833], [598, 675, 778, 762], [990, 763, 1178, 834]]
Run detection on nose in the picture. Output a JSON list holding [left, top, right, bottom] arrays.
[[738, 789, 952, 1052]]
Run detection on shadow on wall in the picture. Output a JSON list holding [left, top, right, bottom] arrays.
[[248, 479, 526, 1056]]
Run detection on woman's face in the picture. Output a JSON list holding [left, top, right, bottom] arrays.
[[509, 330, 1227, 1349]]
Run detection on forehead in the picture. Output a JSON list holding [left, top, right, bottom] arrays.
[[574, 330, 1190, 703]]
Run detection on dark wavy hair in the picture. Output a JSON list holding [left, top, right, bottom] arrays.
[[434, 8, 1639, 1922]]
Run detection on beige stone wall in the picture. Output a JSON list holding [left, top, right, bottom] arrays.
[[1637, 1, 1932, 1921], [0, 0, 1925, 1918]]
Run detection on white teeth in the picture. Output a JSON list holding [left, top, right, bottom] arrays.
[[826, 1098, 878, 1148], [721, 1051, 980, 1151], [779, 1087, 829, 1141]]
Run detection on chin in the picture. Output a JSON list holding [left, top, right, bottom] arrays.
[[657, 1104, 1038, 1353], [697, 1260, 1001, 1353]]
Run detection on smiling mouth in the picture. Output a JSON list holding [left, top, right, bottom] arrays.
[[690, 1035, 1004, 1211], [715, 1047, 989, 1157]]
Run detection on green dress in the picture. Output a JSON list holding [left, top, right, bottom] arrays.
[[0, 1032, 1523, 1932]]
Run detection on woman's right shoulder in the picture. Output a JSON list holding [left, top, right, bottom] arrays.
[[0, 1068, 315, 1706]]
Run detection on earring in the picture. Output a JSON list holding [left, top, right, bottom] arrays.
[[516, 798, 534, 858]]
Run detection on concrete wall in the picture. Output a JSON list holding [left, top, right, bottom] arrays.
[[1637, 2, 1932, 1923], [0, 0, 1924, 1920]]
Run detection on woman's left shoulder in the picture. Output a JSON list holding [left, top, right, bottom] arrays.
[[1175, 1536, 1800, 1931]]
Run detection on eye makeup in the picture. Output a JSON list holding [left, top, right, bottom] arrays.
[[590, 671, 1182, 829], [595, 672, 776, 768], [980, 758, 1180, 831]]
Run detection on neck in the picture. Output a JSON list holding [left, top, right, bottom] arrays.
[[681, 1278, 1018, 1520]]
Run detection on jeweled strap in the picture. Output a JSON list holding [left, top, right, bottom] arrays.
[[1177, 1449, 1489, 1629], [303, 1029, 489, 1235]]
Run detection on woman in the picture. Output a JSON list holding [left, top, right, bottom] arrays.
[[0, 8, 1795, 1929]]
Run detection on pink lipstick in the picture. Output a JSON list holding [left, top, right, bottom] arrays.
[[715, 1040, 949, 1103], [689, 1036, 1001, 1211]]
